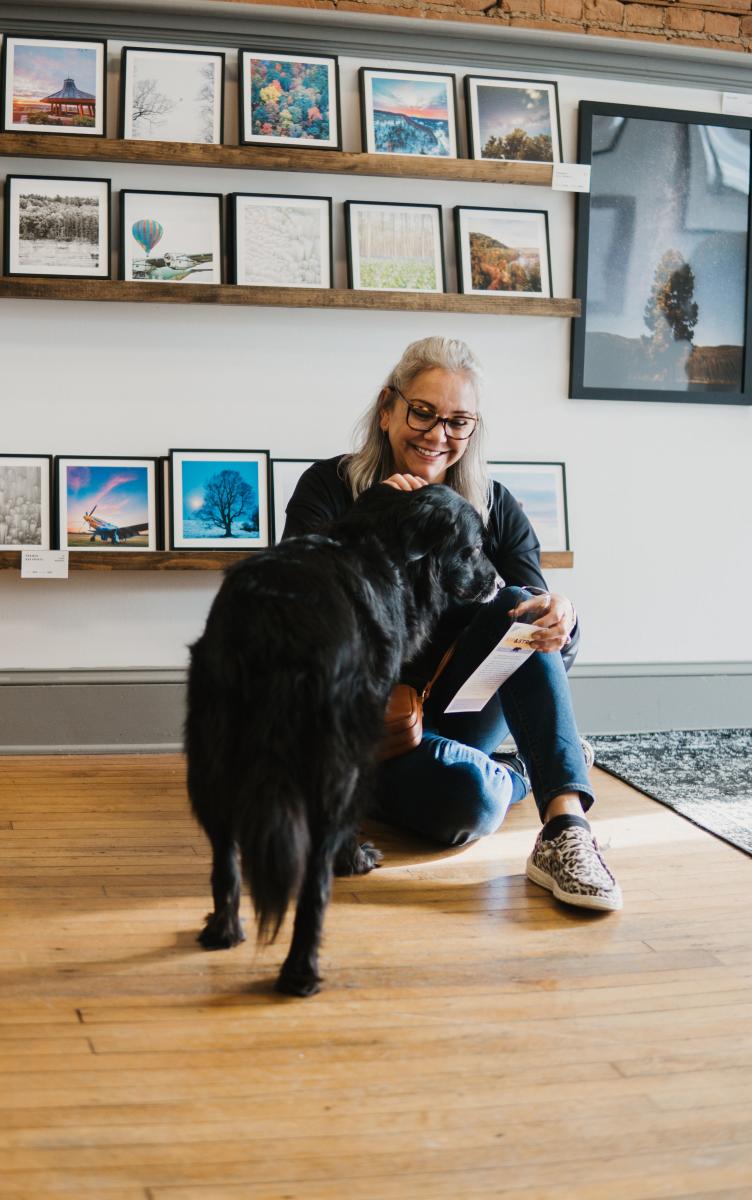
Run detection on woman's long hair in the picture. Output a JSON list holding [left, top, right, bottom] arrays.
[[341, 336, 491, 524]]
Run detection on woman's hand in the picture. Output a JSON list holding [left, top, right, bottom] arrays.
[[382, 474, 428, 492], [508, 592, 576, 653]]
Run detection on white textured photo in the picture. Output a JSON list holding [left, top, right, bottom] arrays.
[[234, 195, 331, 287], [122, 49, 223, 143], [0, 459, 50, 549]]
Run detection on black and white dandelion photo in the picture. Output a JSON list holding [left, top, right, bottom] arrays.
[[4, 175, 110, 277], [0, 458, 51, 550], [121, 48, 224, 144]]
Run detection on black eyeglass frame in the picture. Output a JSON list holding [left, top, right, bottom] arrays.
[[391, 386, 478, 441]]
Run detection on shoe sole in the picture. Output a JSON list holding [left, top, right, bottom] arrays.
[[526, 857, 623, 912]]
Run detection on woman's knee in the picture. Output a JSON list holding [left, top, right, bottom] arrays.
[[430, 757, 512, 847]]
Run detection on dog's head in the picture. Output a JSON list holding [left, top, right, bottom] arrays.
[[341, 483, 501, 606]]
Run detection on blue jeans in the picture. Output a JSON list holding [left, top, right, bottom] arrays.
[[371, 587, 594, 846]]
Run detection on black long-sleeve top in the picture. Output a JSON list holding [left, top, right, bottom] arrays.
[[282, 454, 579, 677]]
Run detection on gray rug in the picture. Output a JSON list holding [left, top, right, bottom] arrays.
[[588, 728, 752, 857]]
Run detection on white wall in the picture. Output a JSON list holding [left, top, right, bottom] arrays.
[[1, 41, 751, 671]]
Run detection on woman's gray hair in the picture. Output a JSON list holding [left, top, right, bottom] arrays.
[[341, 336, 491, 524]]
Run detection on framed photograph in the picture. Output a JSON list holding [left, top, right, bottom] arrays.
[[1, 34, 106, 135], [487, 461, 569, 552], [571, 102, 752, 405], [345, 201, 445, 293], [4, 174, 111, 278], [465, 76, 561, 164], [239, 51, 340, 149], [55, 457, 159, 552], [0, 455, 53, 550], [229, 193, 332, 287], [169, 450, 271, 551], [359, 67, 458, 158], [119, 46, 225, 144], [271, 459, 315, 542], [120, 190, 223, 284], [455, 206, 552, 297]]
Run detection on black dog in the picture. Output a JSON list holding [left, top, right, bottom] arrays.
[[185, 483, 499, 997]]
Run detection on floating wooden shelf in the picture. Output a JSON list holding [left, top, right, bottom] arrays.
[[0, 276, 580, 316], [0, 549, 573, 572], [0, 132, 555, 186]]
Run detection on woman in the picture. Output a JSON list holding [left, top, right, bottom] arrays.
[[283, 336, 621, 912]]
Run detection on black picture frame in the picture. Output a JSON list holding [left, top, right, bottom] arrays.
[[270, 458, 316, 543], [168, 448, 272, 551], [454, 204, 553, 298], [0, 33, 107, 136], [238, 50, 341, 150], [487, 460, 570, 553], [344, 200, 446, 293], [464, 74, 562, 165], [53, 456, 160, 552], [0, 454, 53, 550], [3, 173, 112, 279], [119, 189, 224, 284], [119, 46, 226, 144], [358, 66, 460, 159], [228, 193, 333, 287], [571, 100, 752, 406]]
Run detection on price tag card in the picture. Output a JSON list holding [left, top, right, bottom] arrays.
[[722, 92, 752, 117], [444, 623, 536, 714], [21, 550, 69, 579], [552, 163, 591, 193]]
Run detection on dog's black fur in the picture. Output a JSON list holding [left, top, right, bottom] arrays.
[[185, 482, 499, 996]]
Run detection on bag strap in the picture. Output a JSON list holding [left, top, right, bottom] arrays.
[[420, 641, 457, 704]]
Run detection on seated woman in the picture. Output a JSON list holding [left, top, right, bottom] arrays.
[[283, 335, 621, 912]]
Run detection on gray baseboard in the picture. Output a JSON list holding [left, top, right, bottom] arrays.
[[0, 664, 749, 753]]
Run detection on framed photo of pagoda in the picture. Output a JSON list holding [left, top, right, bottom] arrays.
[[1, 35, 106, 136]]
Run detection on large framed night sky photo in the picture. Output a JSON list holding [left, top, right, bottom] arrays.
[[571, 102, 752, 406]]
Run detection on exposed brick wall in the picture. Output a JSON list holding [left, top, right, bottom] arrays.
[[234, 0, 752, 52]]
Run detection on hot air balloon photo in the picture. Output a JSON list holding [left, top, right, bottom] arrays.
[[132, 217, 163, 258], [121, 190, 222, 283]]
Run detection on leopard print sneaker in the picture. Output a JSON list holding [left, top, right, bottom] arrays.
[[526, 823, 622, 911]]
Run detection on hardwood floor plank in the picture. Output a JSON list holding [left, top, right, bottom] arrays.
[[0, 755, 749, 1197]]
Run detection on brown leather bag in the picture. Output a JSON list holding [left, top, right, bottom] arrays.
[[379, 644, 456, 761]]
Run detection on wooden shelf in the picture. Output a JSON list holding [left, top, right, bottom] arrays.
[[0, 276, 580, 316], [0, 549, 573, 571], [0, 132, 555, 186]]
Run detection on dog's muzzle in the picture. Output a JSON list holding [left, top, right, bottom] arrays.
[[479, 573, 505, 604]]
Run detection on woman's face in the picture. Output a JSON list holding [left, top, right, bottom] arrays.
[[378, 368, 477, 485]]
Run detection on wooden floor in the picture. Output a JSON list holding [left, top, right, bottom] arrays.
[[1, 756, 751, 1200]]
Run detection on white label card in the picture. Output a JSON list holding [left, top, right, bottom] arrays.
[[552, 163, 591, 193], [444, 623, 537, 714], [722, 92, 752, 117], [21, 550, 69, 579]]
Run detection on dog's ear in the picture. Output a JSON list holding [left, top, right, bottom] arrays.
[[400, 488, 459, 562]]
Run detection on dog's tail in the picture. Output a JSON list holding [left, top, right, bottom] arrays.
[[238, 783, 310, 944]]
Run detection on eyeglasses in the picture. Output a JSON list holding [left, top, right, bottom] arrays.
[[392, 387, 478, 441]]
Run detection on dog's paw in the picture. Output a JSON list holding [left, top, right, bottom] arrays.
[[333, 840, 383, 877], [275, 967, 322, 997], [197, 912, 246, 951]]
